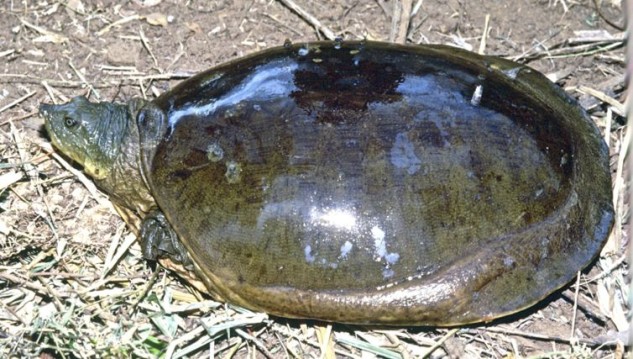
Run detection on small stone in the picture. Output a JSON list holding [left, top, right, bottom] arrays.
[[106, 41, 138, 66]]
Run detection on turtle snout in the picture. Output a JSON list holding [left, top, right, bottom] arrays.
[[39, 103, 54, 118]]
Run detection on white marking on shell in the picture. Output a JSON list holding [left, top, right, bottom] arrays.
[[385, 252, 400, 265], [382, 268, 395, 279], [206, 142, 224, 162], [390, 132, 421, 175], [471, 85, 483, 106], [304, 245, 315, 263], [340, 240, 353, 259], [224, 161, 242, 184], [372, 225, 386, 260], [371, 225, 400, 278]]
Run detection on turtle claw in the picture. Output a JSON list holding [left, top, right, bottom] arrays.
[[140, 209, 193, 270]]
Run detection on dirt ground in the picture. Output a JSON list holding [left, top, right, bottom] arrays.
[[0, 0, 628, 358]]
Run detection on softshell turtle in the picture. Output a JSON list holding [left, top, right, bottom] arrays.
[[40, 41, 613, 326]]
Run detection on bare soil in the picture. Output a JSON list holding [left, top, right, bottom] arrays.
[[0, 0, 627, 358]]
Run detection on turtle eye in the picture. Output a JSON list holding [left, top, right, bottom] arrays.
[[64, 116, 78, 128]]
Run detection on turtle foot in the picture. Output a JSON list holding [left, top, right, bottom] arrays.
[[140, 209, 193, 270]]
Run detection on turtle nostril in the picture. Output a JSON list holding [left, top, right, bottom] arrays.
[[39, 104, 51, 116]]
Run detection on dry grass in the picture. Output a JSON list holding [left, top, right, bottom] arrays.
[[0, 0, 628, 358]]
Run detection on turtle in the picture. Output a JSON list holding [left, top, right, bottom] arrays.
[[39, 41, 613, 326]]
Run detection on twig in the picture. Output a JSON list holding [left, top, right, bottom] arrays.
[[478, 14, 490, 55], [560, 290, 608, 323], [0, 75, 107, 88], [604, 107, 612, 148], [1, 110, 39, 127], [235, 328, 275, 359], [555, 0, 569, 13], [510, 30, 562, 62], [168, 313, 268, 358], [139, 27, 158, 67], [605, 126, 631, 256], [570, 272, 581, 338], [262, 12, 304, 36], [389, 0, 414, 43], [131, 263, 162, 310], [411, 0, 424, 17], [0, 49, 15, 57], [41, 81, 57, 104], [374, 0, 391, 18], [317, 324, 333, 359], [569, 31, 625, 45], [0, 297, 27, 324], [0, 272, 64, 297], [238, 0, 258, 29], [101, 226, 136, 279], [0, 90, 36, 115], [478, 327, 616, 347], [277, 327, 359, 358], [11, 122, 58, 238], [388, 0, 402, 42], [396, 0, 413, 44], [587, 254, 627, 283], [592, 0, 624, 31], [0, 171, 23, 191], [99, 65, 139, 72], [514, 40, 623, 62], [0, 73, 193, 89], [40, 142, 115, 211], [69, 61, 101, 100], [96, 15, 141, 36], [21, 249, 66, 311], [20, 18, 68, 43], [421, 328, 459, 357], [277, 0, 336, 40], [574, 85, 625, 116], [127, 72, 194, 81]]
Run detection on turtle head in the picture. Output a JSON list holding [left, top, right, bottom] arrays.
[[40, 96, 132, 180]]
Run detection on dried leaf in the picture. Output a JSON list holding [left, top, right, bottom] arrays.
[[21, 19, 69, 44], [0, 171, 22, 190], [185, 21, 202, 34], [27, 49, 45, 57], [67, 0, 85, 14], [31, 35, 65, 44], [42, 2, 59, 15], [145, 12, 168, 27], [0, 219, 9, 236], [134, 0, 163, 6], [56, 237, 67, 258], [596, 277, 611, 316], [610, 293, 628, 331], [572, 29, 614, 39]]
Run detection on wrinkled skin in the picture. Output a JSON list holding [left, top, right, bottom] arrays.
[[40, 41, 613, 326], [41, 96, 155, 216]]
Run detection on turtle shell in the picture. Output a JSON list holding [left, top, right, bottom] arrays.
[[137, 41, 613, 325]]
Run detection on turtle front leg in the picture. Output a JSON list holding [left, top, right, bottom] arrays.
[[140, 209, 193, 270]]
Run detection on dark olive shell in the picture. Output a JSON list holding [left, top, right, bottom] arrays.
[[138, 41, 613, 325]]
